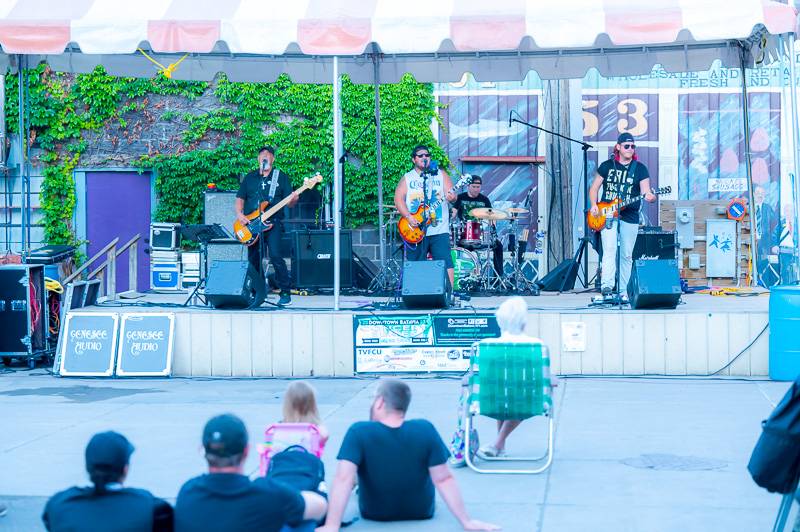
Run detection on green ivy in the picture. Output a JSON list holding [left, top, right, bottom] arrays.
[[5, 65, 446, 250]]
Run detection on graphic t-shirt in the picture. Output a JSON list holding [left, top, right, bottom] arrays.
[[596, 159, 649, 224], [452, 192, 491, 221], [403, 169, 449, 236]]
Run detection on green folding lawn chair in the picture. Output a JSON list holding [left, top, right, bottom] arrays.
[[463, 338, 554, 474]]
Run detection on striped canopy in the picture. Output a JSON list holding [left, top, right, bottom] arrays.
[[0, 0, 796, 82]]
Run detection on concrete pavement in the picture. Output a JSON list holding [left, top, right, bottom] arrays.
[[0, 372, 791, 531]]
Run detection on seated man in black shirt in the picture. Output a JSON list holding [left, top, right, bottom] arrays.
[[317, 380, 499, 531], [42, 431, 173, 532], [174, 413, 326, 532], [451, 175, 504, 277]]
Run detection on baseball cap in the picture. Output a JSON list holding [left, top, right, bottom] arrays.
[[85, 431, 134, 473], [469, 175, 482, 185], [617, 132, 635, 145], [202, 414, 248, 457]]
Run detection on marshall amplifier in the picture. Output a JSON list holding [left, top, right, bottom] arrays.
[[633, 228, 677, 261], [292, 230, 353, 289]]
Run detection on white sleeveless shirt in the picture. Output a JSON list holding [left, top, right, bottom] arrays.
[[402, 169, 449, 236]]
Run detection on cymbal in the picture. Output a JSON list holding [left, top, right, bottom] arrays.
[[470, 207, 509, 221], [507, 207, 529, 214]]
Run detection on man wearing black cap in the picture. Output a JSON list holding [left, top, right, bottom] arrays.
[[589, 132, 656, 302], [235, 146, 299, 306], [451, 175, 492, 223], [42, 431, 173, 531], [174, 413, 326, 532]]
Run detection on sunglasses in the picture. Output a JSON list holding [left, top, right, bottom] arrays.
[[415, 153, 430, 158], [621, 143, 635, 149]]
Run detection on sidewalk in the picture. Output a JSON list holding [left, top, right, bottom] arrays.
[[0, 373, 789, 531]]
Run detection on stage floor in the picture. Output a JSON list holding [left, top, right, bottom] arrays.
[[104, 288, 771, 314]]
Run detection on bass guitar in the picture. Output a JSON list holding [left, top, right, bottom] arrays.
[[233, 174, 323, 246], [398, 173, 472, 245], [587, 186, 671, 232]]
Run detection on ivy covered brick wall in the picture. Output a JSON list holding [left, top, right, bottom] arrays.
[[6, 65, 448, 250]]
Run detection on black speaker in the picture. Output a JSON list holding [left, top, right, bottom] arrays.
[[292, 230, 353, 289], [627, 259, 681, 309], [401, 260, 450, 309], [352, 252, 378, 289], [535, 259, 579, 292], [205, 260, 266, 309], [633, 230, 677, 261]]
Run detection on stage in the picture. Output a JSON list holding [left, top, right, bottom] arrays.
[[73, 289, 772, 379]]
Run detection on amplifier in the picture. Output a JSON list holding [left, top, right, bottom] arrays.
[[207, 240, 248, 264], [633, 230, 677, 261], [292, 230, 352, 289]]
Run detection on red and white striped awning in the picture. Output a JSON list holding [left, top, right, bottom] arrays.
[[0, 0, 795, 82]]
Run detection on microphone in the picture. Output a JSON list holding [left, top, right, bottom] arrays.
[[426, 160, 439, 176], [261, 159, 270, 172]]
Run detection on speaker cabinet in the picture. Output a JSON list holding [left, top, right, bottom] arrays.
[[633, 229, 677, 261], [401, 260, 450, 309], [205, 260, 266, 309], [627, 259, 681, 309], [535, 259, 579, 292], [207, 240, 247, 264], [292, 230, 353, 289]]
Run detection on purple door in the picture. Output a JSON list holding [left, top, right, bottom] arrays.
[[86, 172, 151, 293]]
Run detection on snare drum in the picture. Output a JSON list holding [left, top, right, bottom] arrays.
[[459, 220, 483, 248]]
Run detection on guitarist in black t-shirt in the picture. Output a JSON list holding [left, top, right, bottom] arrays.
[[588, 133, 656, 302]]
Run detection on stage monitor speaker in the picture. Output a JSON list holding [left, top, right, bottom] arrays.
[[627, 259, 681, 309], [205, 260, 266, 309], [292, 230, 353, 289], [633, 230, 677, 261], [401, 260, 450, 309], [352, 252, 378, 290], [207, 240, 247, 265], [535, 259, 579, 292]]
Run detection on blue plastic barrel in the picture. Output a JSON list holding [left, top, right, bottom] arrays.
[[769, 285, 800, 380]]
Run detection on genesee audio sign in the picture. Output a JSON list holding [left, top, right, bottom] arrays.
[[116, 313, 175, 376], [59, 312, 119, 376]]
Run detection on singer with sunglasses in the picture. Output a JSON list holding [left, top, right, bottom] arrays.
[[235, 146, 299, 306], [588, 132, 656, 303], [394, 145, 457, 289]]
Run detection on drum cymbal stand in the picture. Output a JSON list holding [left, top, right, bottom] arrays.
[[506, 223, 538, 294], [478, 226, 510, 292]]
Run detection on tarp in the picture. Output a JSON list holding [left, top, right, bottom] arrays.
[[0, 0, 795, 82]]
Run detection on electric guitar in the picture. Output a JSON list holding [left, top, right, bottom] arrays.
[[398, 173, 472, 245], [233, 174, 322, 246], [587, 186, 671, 232]]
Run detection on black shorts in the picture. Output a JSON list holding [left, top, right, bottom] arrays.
[[405, 232, 454, 268]]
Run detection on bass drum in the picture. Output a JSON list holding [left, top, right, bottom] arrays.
[[451, 247, 480, 292]]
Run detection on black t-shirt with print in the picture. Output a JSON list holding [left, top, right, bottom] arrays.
[[236, 169, 293, 220], [452, 192, 491, 221], [596, 158, 650, 224]]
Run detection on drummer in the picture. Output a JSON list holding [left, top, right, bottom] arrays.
[[451, 175, 492, 221], [451, 175, 504, 277]]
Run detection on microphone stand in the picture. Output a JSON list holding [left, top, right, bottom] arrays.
[[510, 112, 595, 289], [338, 118, 374, 227]]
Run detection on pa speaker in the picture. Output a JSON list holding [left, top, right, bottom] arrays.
[[535, 259, 579, 292], [633, 230, 677, 261], [627, 259, 681, 309], [205, 260, 266, 309], [292, 230, 353, 289], [352, 252, 378, 290], [401, 260, 450, 309]]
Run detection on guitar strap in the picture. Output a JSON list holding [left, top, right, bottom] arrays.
[[268, 169, 280, 202]]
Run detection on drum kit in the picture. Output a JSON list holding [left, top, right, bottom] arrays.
[[372, 203, 538, 295]]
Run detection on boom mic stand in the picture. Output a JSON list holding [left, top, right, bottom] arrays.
[[509, 110, 595, 289]]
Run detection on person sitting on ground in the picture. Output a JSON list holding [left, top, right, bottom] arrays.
[[281, 380, 329, 448], [316, 379, 500, 532], [174, 413, 326, 532], [478, 296, 551, 458], [42, 431, 173, 532]]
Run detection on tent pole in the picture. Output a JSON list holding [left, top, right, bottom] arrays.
[[788, 34, 800, 282], [333, 56, 342, 310], [739, 44, 758, 287], [18, 55, 26, 253], [374, 53, 385, 278]]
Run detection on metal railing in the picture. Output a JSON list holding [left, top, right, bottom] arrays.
[[62, 233, 140, 300]]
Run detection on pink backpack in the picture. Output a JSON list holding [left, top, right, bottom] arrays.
[[257, 423, 325, 477]]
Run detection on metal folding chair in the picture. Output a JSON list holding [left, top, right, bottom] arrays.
[[463, 339, 554, 474]]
